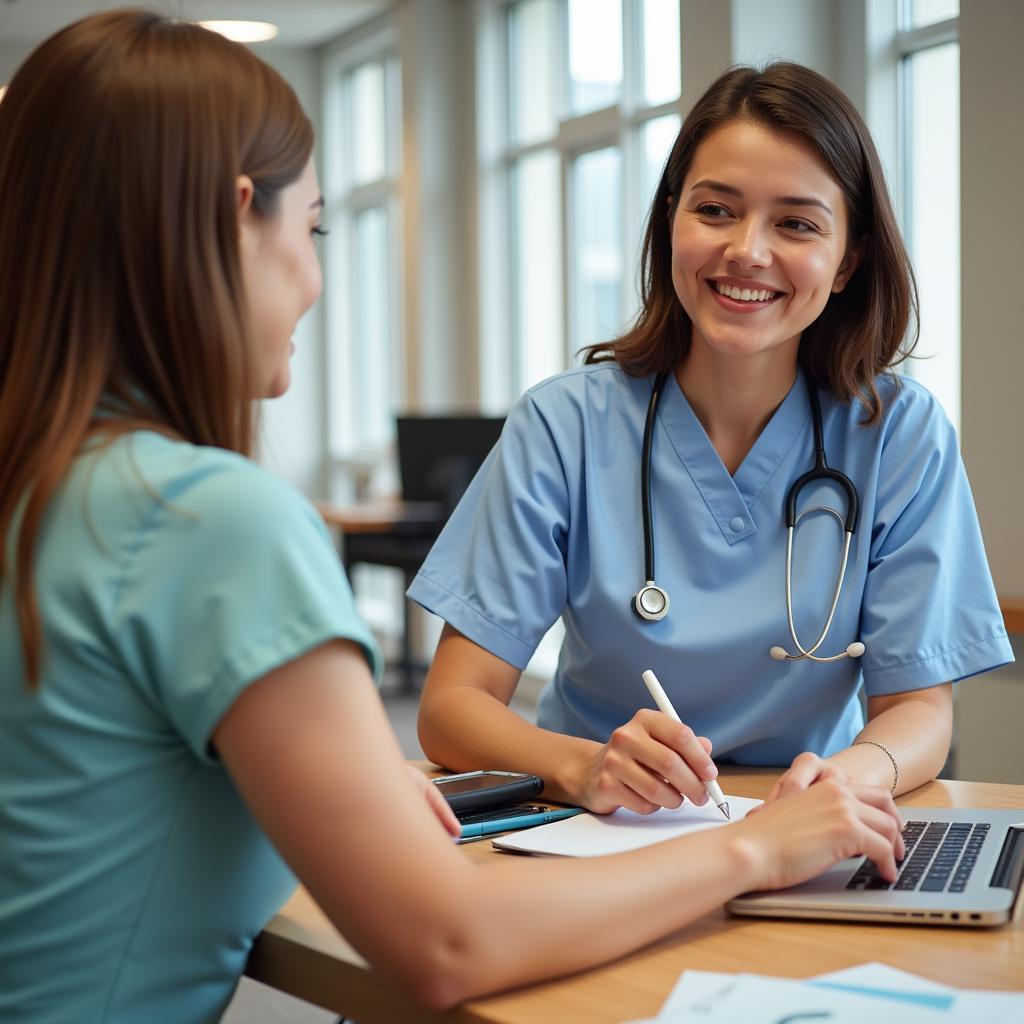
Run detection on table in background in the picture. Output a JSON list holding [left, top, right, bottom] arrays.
[[245, 769, 1024, 1024], [317, 499, 446, 692]]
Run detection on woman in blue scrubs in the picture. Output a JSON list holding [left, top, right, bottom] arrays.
[[411, 62, 1013, 815]]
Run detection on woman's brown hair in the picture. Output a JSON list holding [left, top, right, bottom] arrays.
[[586, 62, 918, 422], [0, 9, 313, 686]]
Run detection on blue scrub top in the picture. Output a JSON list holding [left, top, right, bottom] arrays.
[[409, 363, 1012, 764]]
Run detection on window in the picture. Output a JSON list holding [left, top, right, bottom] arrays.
[[898, 1, 960, 432], [479, 0, 682, 406], [322, 35, 402, 478]]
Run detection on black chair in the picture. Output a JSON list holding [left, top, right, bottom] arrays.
[[341, 414, 505, 692]]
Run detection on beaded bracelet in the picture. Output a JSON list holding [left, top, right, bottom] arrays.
[[852, 740, 899, 794]]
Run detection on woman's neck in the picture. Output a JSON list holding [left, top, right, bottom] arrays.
[[675, 345, 798, 475]]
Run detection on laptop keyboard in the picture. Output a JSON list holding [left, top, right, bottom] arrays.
[[845, 820, 990, 894]]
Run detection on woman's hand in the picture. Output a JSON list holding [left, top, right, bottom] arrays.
[[575, 709, 717, 815], [731, 779, 906, 891], [764, 751, 850, 804], [406, 765, 462, 838]]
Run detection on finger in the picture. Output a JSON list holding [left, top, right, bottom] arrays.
[[696, 736, 713, 755], [424, 781, 462, 837], [634, 711, 716, 804], [610, 778, 663, 816], [774, 753, 825, 799], [853, 807, 904, 882], [846, 785, 905, 859]]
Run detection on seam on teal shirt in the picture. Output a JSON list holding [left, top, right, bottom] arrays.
[[183, 605, 377, 763], [99, 758, 202, 1023]]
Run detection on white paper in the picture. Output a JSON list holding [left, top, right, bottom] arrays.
[[640, 971, 956, 1023], [492, 795, 761, 856], [653, 965, 1024, 1024]]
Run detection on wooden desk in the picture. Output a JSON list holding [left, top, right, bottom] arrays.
[[245, 771, 1024, 1022], [316, 499, 446, 536]]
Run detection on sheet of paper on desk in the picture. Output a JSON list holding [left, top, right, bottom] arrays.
[[810, 964, 1024, 1021], [491, 795, 761, 856], [644, 966, 1024, 1023], [628, 970, 1019, 1023]]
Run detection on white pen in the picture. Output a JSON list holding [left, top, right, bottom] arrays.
[[641, 669, 730, 820]]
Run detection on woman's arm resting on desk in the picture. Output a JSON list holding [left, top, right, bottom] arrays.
[[768, 683, 953, 802], [214, 639, 903, 1011], [419, 624, 718, 815]]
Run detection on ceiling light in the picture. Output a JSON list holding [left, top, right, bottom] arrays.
[[198, 20, 279, 43]]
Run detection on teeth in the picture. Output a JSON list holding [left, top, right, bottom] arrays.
[[715, 283, 776, 302]]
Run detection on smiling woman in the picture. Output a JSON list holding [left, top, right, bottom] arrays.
[[411, 62, 1011, 826]]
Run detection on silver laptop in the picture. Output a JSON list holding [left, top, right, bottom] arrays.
[[728, 807, 1024, 926]]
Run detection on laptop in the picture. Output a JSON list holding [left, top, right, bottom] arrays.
[[728, 807, 1024, 926]]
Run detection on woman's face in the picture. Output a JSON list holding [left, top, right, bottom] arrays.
[[670, 118, 859, 367], [239, 160, 324, 398]]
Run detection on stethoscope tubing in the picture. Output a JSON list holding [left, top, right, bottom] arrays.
[[633, 369, 865, 662]]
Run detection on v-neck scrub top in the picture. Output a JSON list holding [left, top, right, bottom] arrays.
[[408, 363, 1012, 764]]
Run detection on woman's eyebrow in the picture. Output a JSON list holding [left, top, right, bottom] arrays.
[[309, 196, 325, 211], [688, 178, 833, 217]]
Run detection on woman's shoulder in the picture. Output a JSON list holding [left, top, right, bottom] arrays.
[[519, 361, 651, 417], [83, 430, 315, 534], [874, 373, 955, 442], [825, 372, 953, 443]]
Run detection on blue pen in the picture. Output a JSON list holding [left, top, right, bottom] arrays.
[[457, 807, 584, 841]]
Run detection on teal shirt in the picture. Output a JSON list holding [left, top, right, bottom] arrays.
[[0, 432, 382, 1023]]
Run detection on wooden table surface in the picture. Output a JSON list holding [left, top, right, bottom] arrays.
[[245, 769, 1024, 1023]]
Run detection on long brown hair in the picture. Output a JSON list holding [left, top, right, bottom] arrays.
[[0, 9, 313, 686], [586, 62, 918, 422]]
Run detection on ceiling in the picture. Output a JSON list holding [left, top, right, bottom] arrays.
[[0, 0, 386, 48]]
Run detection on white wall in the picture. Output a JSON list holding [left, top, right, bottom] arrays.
[[950, 0, 1024, 784], [731, 0, 837, 77]]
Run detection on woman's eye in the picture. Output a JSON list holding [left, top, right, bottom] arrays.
[[696, 202, 731, 218], [311, 226, 329, 239], [779, 218, 816, 233]]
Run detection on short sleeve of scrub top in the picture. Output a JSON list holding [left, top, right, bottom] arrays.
[[408, 364, 1011, 763], [111, 434, 383, 760]]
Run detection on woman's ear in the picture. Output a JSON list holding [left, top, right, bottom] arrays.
[[832, 238, 866, 293], [237, 174, 257, 248]]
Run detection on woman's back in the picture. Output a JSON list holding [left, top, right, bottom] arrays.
[[0, 432, 374, 1023]]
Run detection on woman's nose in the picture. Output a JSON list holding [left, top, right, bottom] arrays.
[[724, 220, 771, 268]]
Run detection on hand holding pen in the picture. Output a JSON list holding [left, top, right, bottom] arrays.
[[641, 669, 730, 820], [572, 673, 726, 816]]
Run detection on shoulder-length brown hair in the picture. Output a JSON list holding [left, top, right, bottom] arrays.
[[586, 62, 918, 422], [0, 9, 313, 686]]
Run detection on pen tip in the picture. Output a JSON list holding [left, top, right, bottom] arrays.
[[720, 802, 731, 820]]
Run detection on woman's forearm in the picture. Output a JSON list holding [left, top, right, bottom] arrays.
[[418, 683, 599, 804], [827, 684, 953, 795]]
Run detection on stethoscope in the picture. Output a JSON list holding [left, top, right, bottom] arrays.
[[631, 370, 867, 663]]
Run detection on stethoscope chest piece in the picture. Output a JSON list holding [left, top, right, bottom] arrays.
[[633, 582, 670, 622]]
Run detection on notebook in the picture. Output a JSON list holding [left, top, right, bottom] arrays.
[[728, 807, 1024, 927]]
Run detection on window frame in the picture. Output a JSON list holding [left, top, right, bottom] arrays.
[[475, 0, 684, 408], [321, 22, 404, 481]]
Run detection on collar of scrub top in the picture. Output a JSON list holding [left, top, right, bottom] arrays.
[[631, 369, 867, 664]]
